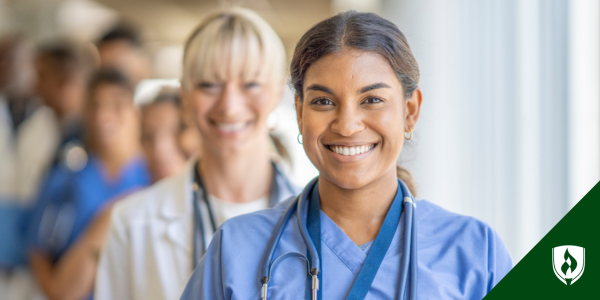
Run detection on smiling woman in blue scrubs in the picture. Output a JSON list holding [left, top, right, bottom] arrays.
[[180, 11, 512, 300], [27, 69, 150, 300]]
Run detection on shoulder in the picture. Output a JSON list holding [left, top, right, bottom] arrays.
[[216, 196, 296, 241], [221, 196, 295, 229], [417, 199, 494, 232], [416, 200, 507, 250], [110, 172, 186, 228]]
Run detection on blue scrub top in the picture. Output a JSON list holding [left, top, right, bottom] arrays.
[[27, 154, 150, 262], [180, 185, 513, 300]]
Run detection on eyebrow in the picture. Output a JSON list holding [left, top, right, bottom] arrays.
[[359, 83, 391, 93], [305, 84, 334, 95]]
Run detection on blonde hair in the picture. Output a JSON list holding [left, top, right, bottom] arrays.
[[182, 7, 286, 90]]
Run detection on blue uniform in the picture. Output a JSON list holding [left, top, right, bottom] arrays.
[[27, 155, 150, 262], [180, 184, 513, 300]]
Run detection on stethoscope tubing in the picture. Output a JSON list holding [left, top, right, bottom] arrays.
[[261, 178, 416, 300], [194, 161, 294, 269]]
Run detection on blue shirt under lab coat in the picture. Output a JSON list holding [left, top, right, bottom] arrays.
[[180, 191, 513, 299], [27, 154, 150, 262]]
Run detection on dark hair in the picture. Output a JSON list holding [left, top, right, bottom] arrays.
[[37, 40, 93, 79], [291, 10, 419, 101], [290, 11, 419, 195], [97, 23, 143, 48], [88, 68, 134, 95]]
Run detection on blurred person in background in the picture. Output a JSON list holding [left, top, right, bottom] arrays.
[[35, 40, 94, 171], [141, 87, 190, 182], [0, 34, 51, 300], [96, 23, 152, 87], [95, 8, 299, 300], [0, 34, 50, 205], [27, 69, 150, 300]]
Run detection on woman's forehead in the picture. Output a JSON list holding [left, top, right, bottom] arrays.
[[304, 49, 399, 91]]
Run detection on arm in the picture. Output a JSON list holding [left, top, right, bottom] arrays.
[[487, 227, 514, 292], [28, 206, 114, 300]]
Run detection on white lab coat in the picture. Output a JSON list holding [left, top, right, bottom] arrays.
[[0, 97, 59, 205], [95, 160, 299, 300]]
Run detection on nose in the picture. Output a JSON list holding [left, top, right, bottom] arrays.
[[330, 102, 365, 137], [213, 82, 245, 118], [95, 106, 116, 127]]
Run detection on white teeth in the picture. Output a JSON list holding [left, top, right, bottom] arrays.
[[330, 144, 376, 156], [216, 122, 247, 133]]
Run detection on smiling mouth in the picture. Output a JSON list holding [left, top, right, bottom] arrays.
[[327, 143, 378, 156], [212, 121, 251, 133]]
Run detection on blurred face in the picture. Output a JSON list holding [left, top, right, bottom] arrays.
[[98, 40, 150, 85], [0, 40, 35, 97], [36, 57, 84, 117], [141, 102, 187, 181], [0, 42, 16, 90], [86, 83, 138, 149], [296, 48, 421, 190], [183, 75, 281, 156]]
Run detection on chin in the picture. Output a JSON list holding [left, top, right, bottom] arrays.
[[321, 169, 373, 190]]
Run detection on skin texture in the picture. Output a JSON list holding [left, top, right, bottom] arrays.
[[0, 36, 35, 98], [295, 48, 422, 245], [182, 75, 283, 203], [141, 101, 187, 182], [29, 204, 114, 300], [35, 55, 86, 120]]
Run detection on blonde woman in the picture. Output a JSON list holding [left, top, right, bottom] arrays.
[[94, 8, 299, 300]]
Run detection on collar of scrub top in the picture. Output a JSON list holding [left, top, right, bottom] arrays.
[[260, 177, 417, 300], [192, 159, 294, 269]]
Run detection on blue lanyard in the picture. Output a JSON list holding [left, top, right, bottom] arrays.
[[306, 180, 404, 299]]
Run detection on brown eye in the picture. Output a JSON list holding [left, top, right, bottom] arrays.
[[362, 96, 384, 104], [244, 82, 260, 89], [311, 98, 334, 106]]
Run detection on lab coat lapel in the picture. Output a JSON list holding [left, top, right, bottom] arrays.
[[160, 161, 195, 255]]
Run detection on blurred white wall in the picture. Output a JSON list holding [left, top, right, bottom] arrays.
[[383, 0, 600, 262]]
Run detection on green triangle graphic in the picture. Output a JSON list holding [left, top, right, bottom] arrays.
[[484, 181, 599, 298]]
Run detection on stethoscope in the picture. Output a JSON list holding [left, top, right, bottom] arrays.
[[191, 160, 296, 268], [260, 178, 418, 300]]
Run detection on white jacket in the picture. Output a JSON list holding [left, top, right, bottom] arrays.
[[0, 98, 59, 204], [95, 160, 299, 300]]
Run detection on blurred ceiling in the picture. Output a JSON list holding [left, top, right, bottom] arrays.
[[94, 0, 336, 54], [0, 0, 380, 76]]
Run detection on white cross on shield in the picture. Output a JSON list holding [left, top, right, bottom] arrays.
[[552, 245, 585, 285]]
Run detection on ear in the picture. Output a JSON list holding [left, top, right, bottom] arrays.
[[405, 88, 422, 131], [295, 93, 303, 135]]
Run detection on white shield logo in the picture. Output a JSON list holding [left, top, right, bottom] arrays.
[[552, 245, 585, 285]]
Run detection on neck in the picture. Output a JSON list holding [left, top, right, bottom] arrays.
[[96, 141, 140, 179], [318, 168, 398, 245], [199, 136, 273, 203]]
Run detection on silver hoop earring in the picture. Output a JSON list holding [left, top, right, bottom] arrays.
[[404, 128, 413, 140], [297, 133, 303, 144]]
